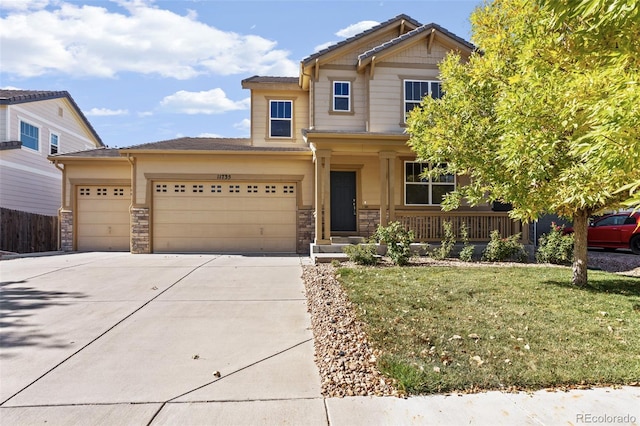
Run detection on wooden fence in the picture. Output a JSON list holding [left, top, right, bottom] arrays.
[[395, 211, 525, 242], [0, 208, 58, 253]]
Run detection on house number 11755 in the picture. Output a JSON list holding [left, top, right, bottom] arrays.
[[216, 174, 231, 180]]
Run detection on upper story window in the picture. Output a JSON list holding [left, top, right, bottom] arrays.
[[20, 120, 39, 151], [333, 81, 351, 112], [405, 161, 455, 206], [269, 100, 292, 138], [50, 133, 59, 155], [404, 80, 442, 122]]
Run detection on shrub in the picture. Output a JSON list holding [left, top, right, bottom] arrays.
[[430, 221, 455, 260], [343, 243, 378, 265], [536, 223, 574, 265], [481, 230, 528, 262], [459, 222, 476, 262], [375, 221, 415, 266]]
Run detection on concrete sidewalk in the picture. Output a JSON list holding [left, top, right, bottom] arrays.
[[1, 253, 638, 425]]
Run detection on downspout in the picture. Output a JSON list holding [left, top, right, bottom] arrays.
[[126, 154, 136, 206], [53, 160, 65, 250]]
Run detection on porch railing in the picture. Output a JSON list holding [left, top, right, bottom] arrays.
[[395, 211, 523, 242]]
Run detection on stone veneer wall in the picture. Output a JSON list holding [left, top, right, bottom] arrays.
[[131, 207, 150, 254], [60, 210, 73, 252], [297, 208, 314, 254], [358, 209, 380, 238]]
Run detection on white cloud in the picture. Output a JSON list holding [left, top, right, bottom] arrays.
[[314, 20, 379, 53], [138, 111, 153, 117], [336, 20, 379, 38], [197, 132, 223, 138], [84, 107, 129, 116], [0, 0, 299, 79], [0, 0, 51, 12], [159, 88, 250, 115], [233, 118, 250, 132]]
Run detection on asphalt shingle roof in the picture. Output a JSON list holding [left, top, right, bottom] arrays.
[[0, 89, 104, 147], [301, 14, 422, 66], [123, 137, 311, 152]]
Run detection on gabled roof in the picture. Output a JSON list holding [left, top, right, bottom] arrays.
[[357, 22, 475, 72], [0, 90, 104, 147], [50, 148, 122, 158], [121, 137, 311, 153], [241, 76, 301, 90], [301, 14, 422, 67]]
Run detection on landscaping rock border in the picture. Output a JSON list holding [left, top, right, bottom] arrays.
[[302, 251, 639, 398]]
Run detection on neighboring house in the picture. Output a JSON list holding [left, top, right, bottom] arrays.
[[51, 14, 528, 254], [0, 90, 104, 217]]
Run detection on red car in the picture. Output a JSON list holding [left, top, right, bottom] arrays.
[[564, 212, 640, 254]]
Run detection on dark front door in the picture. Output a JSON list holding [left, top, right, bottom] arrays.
[[331, 171, 357, 232]]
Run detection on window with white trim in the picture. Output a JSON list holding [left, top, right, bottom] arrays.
[[50, 133, 59, 155], [20, 121, 39, 151], [404, 162, 455, 206], [269, 100, 292, 138], [404, 80, 442, 122], [333, 81, 350, 112]]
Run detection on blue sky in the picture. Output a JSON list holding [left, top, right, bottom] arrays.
[[1, 0, 481, 148]]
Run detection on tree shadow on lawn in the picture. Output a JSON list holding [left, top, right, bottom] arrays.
[[542, 276, 640, 298], [0, 280, 87, 353]]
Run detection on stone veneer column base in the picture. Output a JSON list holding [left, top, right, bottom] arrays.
[[297, 208, 314, 254], [131, 207, 150, 254], [60, 209, 74, 252], [358, 209, 380, 239]]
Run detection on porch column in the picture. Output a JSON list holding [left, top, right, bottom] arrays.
[[379, 151, 397, 226], [314, 149, 332, 244]]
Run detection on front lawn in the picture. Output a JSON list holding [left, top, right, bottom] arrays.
[[337, 265, 640, 394]]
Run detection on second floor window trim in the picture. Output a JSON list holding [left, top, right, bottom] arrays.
[[50, 132, 60, 155], [20, 120, 40, 152], [333, 81, 351, 112], [404, 79, 442, 122], [269, 100, 292, 138]]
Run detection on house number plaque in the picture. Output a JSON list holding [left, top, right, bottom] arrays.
[[216, 174, 232, 180]]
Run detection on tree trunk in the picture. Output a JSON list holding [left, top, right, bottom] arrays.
[[572, 209, 590, 287]]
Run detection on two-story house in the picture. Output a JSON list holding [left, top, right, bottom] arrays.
[[1, 90, 104, 253], [1, 90, 104, 217], [51, 14, 526, 254]]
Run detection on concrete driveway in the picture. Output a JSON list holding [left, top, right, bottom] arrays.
[[0, 253, 326, 425]]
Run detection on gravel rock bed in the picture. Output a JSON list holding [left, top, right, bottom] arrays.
[[302, 251, 639, 398], [302, 264, 401, 398]]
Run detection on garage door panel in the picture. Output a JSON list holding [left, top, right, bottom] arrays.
[[153, 181, 296, 253], [77, 185, 130, 252]]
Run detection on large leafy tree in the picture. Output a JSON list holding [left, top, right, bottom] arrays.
[[407, 0, 640, 286]]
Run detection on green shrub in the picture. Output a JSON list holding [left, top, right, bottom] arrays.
[[430, 221, 455, 260], [481, 230, 528, 262], [536, 223, 574, 265], [342, 243, 378, 265], [375, 221, 414, 266], [459, 222, 476, 262]]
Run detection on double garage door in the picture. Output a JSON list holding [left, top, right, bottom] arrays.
[[152, 181, 297, 253]]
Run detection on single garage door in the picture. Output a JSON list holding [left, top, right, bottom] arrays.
[[77, 185, 130, 251], [153, 181, 297, 253]]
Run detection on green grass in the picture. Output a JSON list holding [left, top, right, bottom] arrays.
[[337, 266, 640, 395]]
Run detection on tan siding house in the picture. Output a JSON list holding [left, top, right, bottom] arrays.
[[0, 91, 104, 217], [52, 14, 526, 254]]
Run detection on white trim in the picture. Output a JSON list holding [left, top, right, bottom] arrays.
[[404, 161, 455, 206], [49, 131, 60, 155], [12, 104, 97, 146], [0, 159, 61, 180], [332, 80, 351, 112], [268, 99, 293, 139], [4, 107, 9, 141], [18, 117, 41, 153]]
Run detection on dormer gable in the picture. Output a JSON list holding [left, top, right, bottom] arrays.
[[299, 14, 422, 90], [356, 23, 476, 75]]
